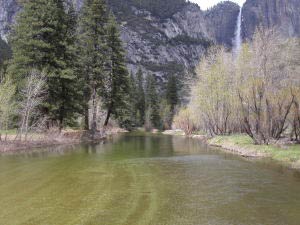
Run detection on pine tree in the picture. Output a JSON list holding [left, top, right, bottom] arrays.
[[102, 13, 130, 127], [135, 68, 145, 126], [0, 38, 10, 82], [53, 2, 83, 128], [145, 74, 161, 129], [165, 74, 179, 128], [0, 37, 11, 69], [8, 0, 81, 129], [78, 0, 108, 132], [166, 74, 179, 111]]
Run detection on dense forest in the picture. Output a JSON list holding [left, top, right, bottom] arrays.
[[0, 0, 180, 140]]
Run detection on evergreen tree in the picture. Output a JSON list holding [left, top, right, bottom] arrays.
[[135, 68, 145, 126], [129, 71, 138, 125], [166, 74, 179, 111], [0, 38, 10, 82], [102, 13, 130, 126], [54, 2, 83, 128], [78, 0, 108, 131], [0, 37, 11, 69], [165, 74, 179, 128], [8, 0, 81, 129], [145, 74, 161, 129]]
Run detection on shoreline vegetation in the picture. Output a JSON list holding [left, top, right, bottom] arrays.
[[0, 128, 127, 153], [163, 130, 300, 169]]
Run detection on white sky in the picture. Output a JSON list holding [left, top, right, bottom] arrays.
[[190, 0, 246, 10]]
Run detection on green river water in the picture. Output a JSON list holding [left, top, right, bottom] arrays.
[[1, 133, 300, 225]]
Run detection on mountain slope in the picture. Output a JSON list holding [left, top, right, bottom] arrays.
[[1, 0, 299, 79]]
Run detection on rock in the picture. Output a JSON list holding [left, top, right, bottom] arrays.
[[205, 1, 241, 48], [242, 0, 300, 39], [0, 0, 238, 80], [1, 0, 299, 80]]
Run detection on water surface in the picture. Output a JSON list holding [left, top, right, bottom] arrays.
[[1, 133, 300, 225]]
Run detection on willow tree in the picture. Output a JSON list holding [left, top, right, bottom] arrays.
[[237, 28, 298, 144], [191, 47, 238, 135]]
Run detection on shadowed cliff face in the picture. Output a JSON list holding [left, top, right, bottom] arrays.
[[0, 0, 20, 38], [112, 2, 213, 79], [242, 0, 300, 39], [205, 2, 241, 48]]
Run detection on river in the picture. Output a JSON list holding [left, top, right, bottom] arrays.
[[0, 133, 300, 225]]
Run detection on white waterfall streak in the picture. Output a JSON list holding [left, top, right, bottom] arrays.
[[233, 7, 242, 57]]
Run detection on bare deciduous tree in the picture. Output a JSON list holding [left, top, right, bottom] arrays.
[[17, 70, 46, 141]]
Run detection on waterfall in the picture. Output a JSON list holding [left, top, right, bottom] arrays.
[[233, 7, 242, 57]]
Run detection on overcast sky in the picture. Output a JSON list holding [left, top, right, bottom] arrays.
[[190, 0, 246, 10]]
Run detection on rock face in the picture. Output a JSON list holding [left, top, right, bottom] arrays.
[[0, 0, 20, 39], [205, 1, 240, 48], [0, 0, 240, 79], [115, 3, 214, 79], [2, 0, 299, 78], [242, 0, 300, 39]]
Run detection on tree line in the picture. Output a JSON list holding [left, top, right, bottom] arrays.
[[129, 68, 179, 131], [0, 0, 180, 138], [0, 0, 128, 137], [174, 28, 300, 145]]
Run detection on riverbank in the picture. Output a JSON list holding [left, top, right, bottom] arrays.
[[209, 135, 300, 169], [163, 130, 300, 169], [0, 128, 127, 153]]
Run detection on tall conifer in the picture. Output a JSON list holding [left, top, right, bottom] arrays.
[[136, 68, 146, 126], [102, 13, 130, 126], [8, 0, 81, 128], [145, 74, 161, 129], [78, 0, 108, 132]]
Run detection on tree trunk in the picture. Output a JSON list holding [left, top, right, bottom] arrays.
[[84, 107, 89, 130], [104, 108, 112, 127], [91, 86, 97, 134]]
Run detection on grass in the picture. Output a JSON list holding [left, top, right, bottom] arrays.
[[209, 135, 300, 168], [0, 129, 18, 135]]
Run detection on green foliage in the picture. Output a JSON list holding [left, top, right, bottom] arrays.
[[166, 74, 179, 110], [145, 74, 161, 129], [135, 68, 146, 126], [0, 38, 11, 82], [8, 0, 82, 128], [102, 13, 130, 127], [9, 0, 67, 79], [78, 0, 109, 130], [0, 38, 11, 66], [169, 35, 212, 48], [209, 135, 300, 167], [173, 107, 197, 135], [0, 78, 16, 132]]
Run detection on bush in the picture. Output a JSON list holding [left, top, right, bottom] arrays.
[[173, 108, 197, 135]]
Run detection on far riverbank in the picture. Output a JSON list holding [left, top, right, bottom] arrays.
[[0, 128, 127, 153]]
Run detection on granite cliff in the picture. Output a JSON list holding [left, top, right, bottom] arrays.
[[242, 0, 300, 40], [0, 0, 299, 78]]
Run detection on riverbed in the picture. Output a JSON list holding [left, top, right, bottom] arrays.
[[0, 133, 300, 225]]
